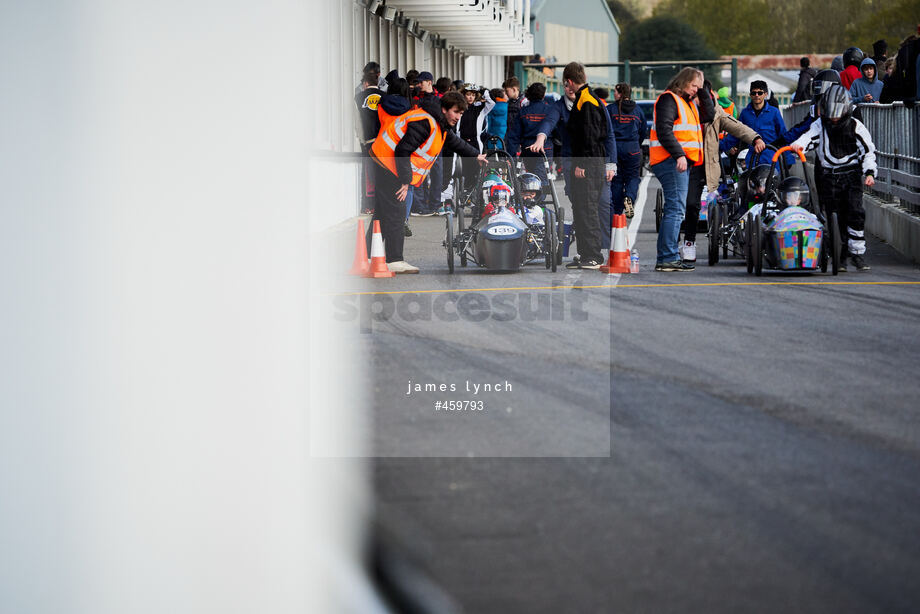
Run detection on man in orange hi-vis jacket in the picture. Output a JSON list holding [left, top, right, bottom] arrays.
[[370, 91, 486, 274]]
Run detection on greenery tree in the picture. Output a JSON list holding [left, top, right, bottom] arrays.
[[620, 16, 719, 89], [655, 0, 920, 56]]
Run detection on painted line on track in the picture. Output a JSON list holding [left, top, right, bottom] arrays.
[[627, 174, 651, 249], [330, 280, 920, 297]]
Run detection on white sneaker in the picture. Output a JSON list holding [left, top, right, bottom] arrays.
[[387, 260, 419, 274], [681, 240, 696, 262]]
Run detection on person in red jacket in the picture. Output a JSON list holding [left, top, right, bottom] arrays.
[[840, 47, 866, 89]]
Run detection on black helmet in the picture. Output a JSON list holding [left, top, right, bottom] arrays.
[[519, 172, 542, 193], [843, 47, 865, 68], [777, 176, 810, 210], [813, 69, 841, 99], [820, 84, 852, 122], [518, 172, 544, 205], [747, 164, 779, 200]]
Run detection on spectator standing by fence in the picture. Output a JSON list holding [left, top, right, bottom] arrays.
[[849, 58, 884, 103], [793, 57, 818, 103]]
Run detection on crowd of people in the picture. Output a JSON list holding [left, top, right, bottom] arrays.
[[356, 32, 915, 274]]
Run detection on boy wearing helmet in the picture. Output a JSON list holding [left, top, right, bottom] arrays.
[[791, 84, 877, 271], [483, 182, 515, 217], [518, 172, 546, 225]]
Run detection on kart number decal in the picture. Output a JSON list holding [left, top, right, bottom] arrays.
[[487, 226, 516, 236]]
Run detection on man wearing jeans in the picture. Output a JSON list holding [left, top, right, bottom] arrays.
[[649, 67, 711, 271]]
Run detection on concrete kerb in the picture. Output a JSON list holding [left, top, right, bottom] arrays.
[[802, 160, 920, 265], [864, 193, 920, 265]]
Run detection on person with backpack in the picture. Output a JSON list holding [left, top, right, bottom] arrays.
[[793, 57, 818, 103]]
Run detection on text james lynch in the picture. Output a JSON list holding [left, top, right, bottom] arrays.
[[407, 380, 512, 395]]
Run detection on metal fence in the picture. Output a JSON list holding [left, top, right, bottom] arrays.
[[782, 102, 920, 215]]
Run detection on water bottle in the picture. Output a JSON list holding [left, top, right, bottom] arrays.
[[630, 248, 640, 274]]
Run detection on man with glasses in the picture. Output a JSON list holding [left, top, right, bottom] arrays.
[[723, 80, 794, 170]]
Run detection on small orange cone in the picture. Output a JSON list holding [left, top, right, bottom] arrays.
[[600, 213, 631, 274], [365, 220, 395, 278], [348, 219, 370, 276]]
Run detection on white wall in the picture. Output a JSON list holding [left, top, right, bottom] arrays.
[[464, 55, 508, 88]]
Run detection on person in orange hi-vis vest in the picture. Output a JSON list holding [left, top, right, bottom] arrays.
[[370, 91, 486, 274], [648, 67, 713, 271]]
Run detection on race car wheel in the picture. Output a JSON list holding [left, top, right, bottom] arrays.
[[721, 204, 729, 259], [556, 207, 565, 265], [545, 208, 558, 272], [753, 214, 763, 277], [830, 212, 841, 276], [745, 219, 754, 274], [457, 206, 467, 267], [446, 212, 455, 274], [707, 201, 720, 266], [654, 188, 663, 233], [820, 225, 829, 273]]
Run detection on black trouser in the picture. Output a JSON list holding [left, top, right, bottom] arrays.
[[569, 158, 605, 263], [461, 137, 481, 196], [681, 164, 707, 243], [818, 168, 866, 256], [371, 165, 407, 263], [361, 146, 376, 213]]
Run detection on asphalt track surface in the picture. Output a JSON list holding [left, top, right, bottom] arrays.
[[352, 178, 920, 613]]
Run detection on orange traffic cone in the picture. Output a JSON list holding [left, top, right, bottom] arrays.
[[365, 220, 395, 278], [348, 219, 370, 276], [600, 213, 631, 274]]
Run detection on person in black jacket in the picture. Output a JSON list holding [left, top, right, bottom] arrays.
[[563, 62, 615, 269], [792, 57, 818, 103], [354, 62, 384, 214], [372, 91, 486, 273]]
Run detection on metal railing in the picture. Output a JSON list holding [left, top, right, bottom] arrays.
[[782, 102, 920, 214]]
